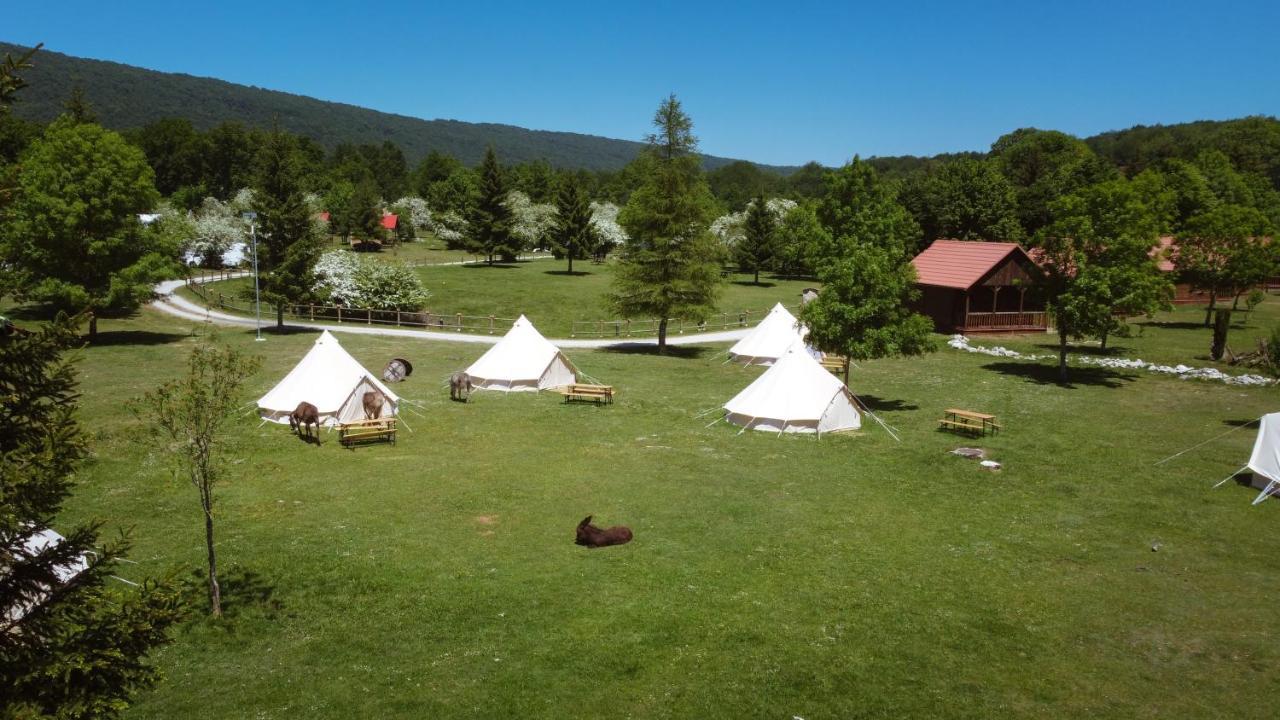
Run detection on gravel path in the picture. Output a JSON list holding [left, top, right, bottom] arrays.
[[150, 277, 751, 349]]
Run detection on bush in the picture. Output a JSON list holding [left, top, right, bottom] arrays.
[[312, 251, 430, 311]]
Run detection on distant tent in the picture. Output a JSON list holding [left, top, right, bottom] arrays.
[[728, 303, 807, 365], [723, 345, 861, 434], [257, 330, 399, 425], [466, 315, 578, 392], [4, 527, 91, 624], [1246, 413, 1280, 504]]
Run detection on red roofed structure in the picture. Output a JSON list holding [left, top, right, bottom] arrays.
[[911, 240, 1047, 333], [380, 214, 398, 230]]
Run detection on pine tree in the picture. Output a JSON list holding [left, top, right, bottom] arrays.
[[609, 95, 722, 353], [736, 194, 777, 284], [550, 175, 594, 273], [1, 316, 184, 718], [466, 146, 517, 264], [252, 129, 322, 327]]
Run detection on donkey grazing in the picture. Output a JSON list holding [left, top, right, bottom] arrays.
[[449, 371, 473, 402], [362, 391, 384, 419], [289, 401, 320, 443], [575, 515, 633, 548]]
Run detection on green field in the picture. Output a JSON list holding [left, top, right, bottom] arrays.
[[181, 257, 818, 337], [10, 296, 1280, 718]]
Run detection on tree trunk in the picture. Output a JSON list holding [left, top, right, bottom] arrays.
[[1058, 325, 1070, 383], [754, 267, 760, 284], [1100, 327, 1109, 351], [1204, 291, 1218, 327], [568, 253, 573, 274], [276, 304, 284, 328], [88, 311, 97, 341], [1232, 292, 1242, 311], [657, 318, 668, 355], [1211, 308, 1232, 360], [203, 490, 221, 617]]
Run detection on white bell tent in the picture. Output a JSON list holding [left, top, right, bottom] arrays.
[[723, 344, 861, 434], [5, 527, 91, 624], [257, 330, 398, 426], [728, 303, 807, 365], [1245, 412, 1280, 504], [465, 315, 579, 392]]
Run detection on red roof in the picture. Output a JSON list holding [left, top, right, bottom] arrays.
[[1152, 235, 1176, 272], [318, 211, 330, 223], [381, 214, 398, 230], [911, 240, 1031, 290]]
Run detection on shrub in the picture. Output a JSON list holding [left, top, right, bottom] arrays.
[[313, 250, 430, 311]]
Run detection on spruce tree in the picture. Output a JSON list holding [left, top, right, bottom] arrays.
[[1, 316, 184, 718], [609, 95, 722, 353], [466, 146, 517, 264], [550, 175, 594, 273], [252, 129, 322, 327], [736, 194, 777, 284]]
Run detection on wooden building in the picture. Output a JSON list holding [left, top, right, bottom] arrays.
[[911, 240, 1047, 334]]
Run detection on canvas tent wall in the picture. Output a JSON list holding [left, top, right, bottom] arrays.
[[257, 330, 399, 426], [728, 303, 807, 365], [723, 346, 861, 434], [4, 527, 90, 624], [465, 315, 579, 392], [1247, 412, 1280, 504]]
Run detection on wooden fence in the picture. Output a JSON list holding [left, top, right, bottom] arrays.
[[185, 273, 800, 338]]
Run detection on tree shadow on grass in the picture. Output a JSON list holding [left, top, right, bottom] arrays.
[[600, 343, 709, 359], [730, 280, 777, 288], [1138, 320, 1208, 331], [181, 564, 281, 622], [90, 330, 191, 347], [462, 263, 520, 270], [854, 394, 920, 412], [1223, 418, 1262, 428], [544, 270, 592, 277], [1033, 342, 1130, 358], [980, 361, 1137, 388]]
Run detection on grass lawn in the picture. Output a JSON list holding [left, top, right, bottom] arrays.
[[10, 295, 1280, 718], [178, 258, 818, 338]]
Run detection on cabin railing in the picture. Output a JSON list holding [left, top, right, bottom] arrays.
[[961, 311, 1047, 330]]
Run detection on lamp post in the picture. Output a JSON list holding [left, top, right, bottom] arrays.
[[242, 211, 264, 342]]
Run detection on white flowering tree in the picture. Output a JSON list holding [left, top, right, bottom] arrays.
[[391, 196, 433, 230], [710, 197, 795, 250], [505, 190, 558, 251], [187, 197, 247, 267], [229, 187, 255, 215], [588, 201, 627, 261], [312, 250, 431, 311]]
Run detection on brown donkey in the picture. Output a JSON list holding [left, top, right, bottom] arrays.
[[290, 401, 320, 444], [575, 515, 633, 548]]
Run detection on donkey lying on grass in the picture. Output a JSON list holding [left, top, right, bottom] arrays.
[[575, 515, 633, 548], [290, 401, 320, 444]]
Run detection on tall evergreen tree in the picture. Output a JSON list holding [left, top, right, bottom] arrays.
[[1, 316, 184, 719], [608, 95, 722, 354], [466, 146, 517, 264], [252, 129, 322, 327], [736, 194, 777, 284], [550, 175, 594, 273]]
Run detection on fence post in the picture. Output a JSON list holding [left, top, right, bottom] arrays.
[[625, 319, 631, 337], [456, 313, 462, 331], [396, 310, 401, 327], [598, 320, 603, 337], [337, 306, 342, 323], [489, 315, 495, 334], [367, 308, 372, 325], [309, 304, 314, 321]]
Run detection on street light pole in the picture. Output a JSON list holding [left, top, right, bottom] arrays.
[[243, 212, 264, 342]]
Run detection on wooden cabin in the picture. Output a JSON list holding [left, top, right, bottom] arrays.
[[911, 240, 1047, 334]]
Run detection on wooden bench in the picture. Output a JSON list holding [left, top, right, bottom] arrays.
[[338, 417, 397, 447], [563, 383, 615, 404], [939, 409, 1001, 437], [820, 354, 850, 374]]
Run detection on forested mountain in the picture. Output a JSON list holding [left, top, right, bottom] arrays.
[[0, 41, 776, 172]]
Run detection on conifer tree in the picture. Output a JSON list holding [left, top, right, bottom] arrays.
[[466, 146, 517, 264], [609, 95, 722, 353], [252, 129, 322, 327], [550, 175, 594, 273], [736, 194, 777, 284]]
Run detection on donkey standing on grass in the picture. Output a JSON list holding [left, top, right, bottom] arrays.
[[575, 516, 633, 548], [290, 401, 320, 444], [449, 371, 473, 402], [362, 391, 384, 419]]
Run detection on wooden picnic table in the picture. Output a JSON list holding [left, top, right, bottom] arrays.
[[939, 408, 1002, 437]]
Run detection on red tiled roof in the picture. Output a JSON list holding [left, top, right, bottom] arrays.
[[381, 214, 398, 230], [911, 240, 1030, 290]]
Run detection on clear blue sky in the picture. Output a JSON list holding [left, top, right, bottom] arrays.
[[5, 1, 1279, 166]]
